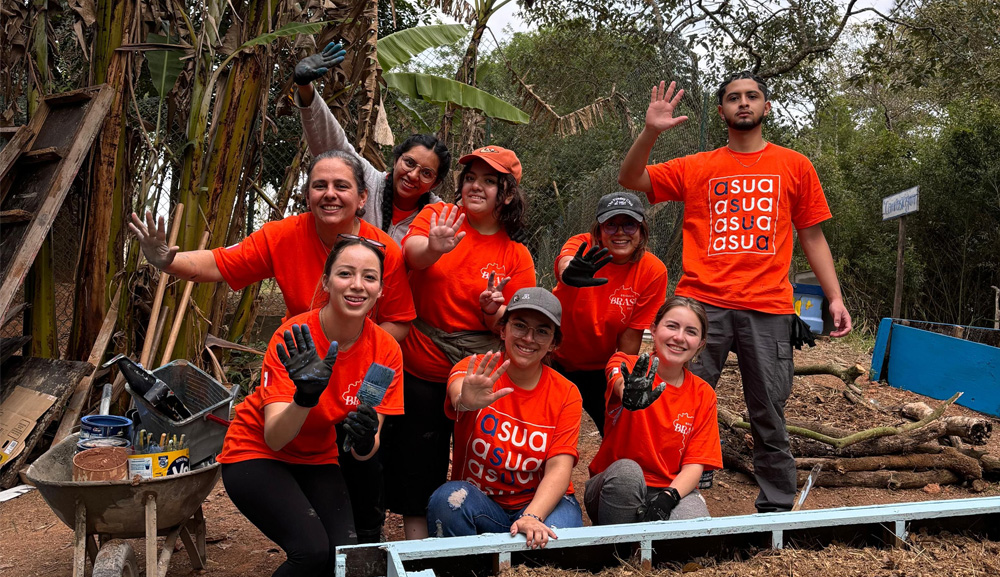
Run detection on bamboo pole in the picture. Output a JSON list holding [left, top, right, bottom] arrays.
[[160, 230, 209, 366], [140, 203, 183, 367]]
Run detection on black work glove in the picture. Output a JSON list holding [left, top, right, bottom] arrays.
[[790, 314, 816, 350], [294, 42, 346, 86], [637, 487, 680, 521], [275, 324, 339, 408], [621, 353, 664, 411], [561, 242, 613, 288], [342, 404, 378, 455]]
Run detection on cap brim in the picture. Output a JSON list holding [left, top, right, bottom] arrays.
[[458, 152, 513, 176], [506, 303, 561, 327], [597, 208, 645, 223]]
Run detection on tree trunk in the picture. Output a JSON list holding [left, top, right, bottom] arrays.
[[796, 447, 982, 480], [797, 469, 961, 489]]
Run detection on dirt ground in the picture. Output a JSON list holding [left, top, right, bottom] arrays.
[[2, 338, 999, 576]]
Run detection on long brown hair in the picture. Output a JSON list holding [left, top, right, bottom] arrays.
[[652, 296, 709, 365]]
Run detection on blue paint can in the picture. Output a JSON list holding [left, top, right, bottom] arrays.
[[80, 415, 133, 441]]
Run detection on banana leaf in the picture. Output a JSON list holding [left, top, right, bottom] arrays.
[[145, 33, 184, 97], [378, 24, 468, 72], [384, 72, 529, 124]]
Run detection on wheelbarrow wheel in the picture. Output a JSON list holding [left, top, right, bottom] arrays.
[[92, 539, 138, 577]]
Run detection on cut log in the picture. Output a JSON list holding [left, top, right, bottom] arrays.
[[796, 448, 982, 480], [982, 454, 1000, 477], [794, 362, 866, 385], [790, 421, 948, 458], [797, 468, 961, 489], [901, 402, 993, 445]]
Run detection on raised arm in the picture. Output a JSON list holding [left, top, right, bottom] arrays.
[[128, 211, 222, 282], [619, 80, 689, 194]]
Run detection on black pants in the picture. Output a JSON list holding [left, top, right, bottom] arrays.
[[222, 459, 355, 577], [552, 364, 607, 436], [335, 423, 385, 543]]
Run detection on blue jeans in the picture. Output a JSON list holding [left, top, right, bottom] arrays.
[[426, 481, 583, 537]]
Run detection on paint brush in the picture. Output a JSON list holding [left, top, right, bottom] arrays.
[[343, 363, 395, 453]]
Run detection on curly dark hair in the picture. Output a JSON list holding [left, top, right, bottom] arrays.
[[456, 164, 527, 242], [716, 71, 769, 105], [381, 134, 451, 232]]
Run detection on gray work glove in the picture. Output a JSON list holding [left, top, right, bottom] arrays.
[[294, 42, 346, 86], [275, 324, 339, 408], [621, 353, 664, 411]]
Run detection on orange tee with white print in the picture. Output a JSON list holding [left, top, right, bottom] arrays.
[[646, 143, 831, 314], [589, 352, 722, 487], [552, 233, 667, 371], [212, 213, 415, 324], [217, 310, 404, 466], [446, 354, 582, 509], [401, 202, 536, 382]]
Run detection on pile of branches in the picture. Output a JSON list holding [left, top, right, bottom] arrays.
[[720, 364, 998, 491]]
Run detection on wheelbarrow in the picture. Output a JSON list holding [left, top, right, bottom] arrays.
[[25, 433, 221, 577]]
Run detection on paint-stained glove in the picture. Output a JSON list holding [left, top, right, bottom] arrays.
[[790, 314, 816, 350], [276, 324, 339, 408], [621, 353, 664, 411], [561, 242, 613, 288], [294, 42, 346, 86], [342, 404, 378, 455], [637, 487, 680, 521]]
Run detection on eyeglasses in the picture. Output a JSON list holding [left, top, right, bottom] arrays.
[[508, 320, 555, 343], [399, 156, 438, 184], [600, 220, 640, 236], [337, 234, 386, 254]]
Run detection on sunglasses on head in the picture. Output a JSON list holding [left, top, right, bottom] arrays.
[[337, 233, 386, 253], [600, 220, 640, 235]]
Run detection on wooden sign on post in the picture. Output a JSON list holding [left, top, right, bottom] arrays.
[[882, 186, 920, 318]]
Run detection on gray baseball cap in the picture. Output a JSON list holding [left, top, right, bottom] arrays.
[[506, 287, 562, 326], [596, 191, 645, 223]]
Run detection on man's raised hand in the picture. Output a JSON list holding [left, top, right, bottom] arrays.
[[645, 80, 689, 134]]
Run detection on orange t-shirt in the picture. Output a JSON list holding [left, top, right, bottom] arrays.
[[551, 234, 667, 371], [446, 355, 582, 509], [646, 143, 831, 314], [217, 310, 404, 466], [212, 213, 415, 324], [401, 203, 536, 382], [588, 352, 722, 487]]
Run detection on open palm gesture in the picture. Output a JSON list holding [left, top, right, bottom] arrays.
[[459, 352, 513, 411], [646, 80, 689, 133], [428, 204, 466, 254], [128, 211, 178, 270]]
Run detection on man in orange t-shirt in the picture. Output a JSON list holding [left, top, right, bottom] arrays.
[[619, 72, 852, 513]]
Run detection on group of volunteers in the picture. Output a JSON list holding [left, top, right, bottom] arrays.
[[129, 44, 852, 576]]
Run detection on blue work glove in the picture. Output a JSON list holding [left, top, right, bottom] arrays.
[[294, 42, 346, 86], [342, 404, 378, 455], [561, 242, 613, 288], [620, 353, 664, 411], [275, 324, 339, 408]]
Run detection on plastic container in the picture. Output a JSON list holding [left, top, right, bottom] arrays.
[[79, 414, 133, 441], [126, 360, 236, 467], [792, 283, 825, 334]]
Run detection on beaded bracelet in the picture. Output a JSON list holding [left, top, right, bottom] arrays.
[[518, 512, 544, 523]]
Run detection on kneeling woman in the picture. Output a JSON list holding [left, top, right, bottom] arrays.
[[427, 287, 583, 549], [217, 238, 403, 576], [585, 297, 721, 524]]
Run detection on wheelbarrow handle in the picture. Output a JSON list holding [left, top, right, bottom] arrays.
[[204, 413, 231, 427]]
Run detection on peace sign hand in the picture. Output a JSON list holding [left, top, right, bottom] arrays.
[[128, 211, 178, 270], [645, 80, 689, 134], [479, 272, 511, 315], [428, 204, 466, 254], [459, 352, 513, 411], [621, 353, 664, 411]]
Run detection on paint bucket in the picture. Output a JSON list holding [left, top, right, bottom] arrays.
[[76, 436, 132, 453], [72, 446, 129, 482], [80, 415, 133, 441]]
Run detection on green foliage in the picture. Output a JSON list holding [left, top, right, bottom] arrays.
[[145, 33, 185, 97], [378, 24, 469, 71], [384, 72, 529, 123]]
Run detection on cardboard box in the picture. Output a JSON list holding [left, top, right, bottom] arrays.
[[0, 387, 57, 471]]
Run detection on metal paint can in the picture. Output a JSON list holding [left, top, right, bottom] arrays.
[[80, 415, 133, 441], [76, 436, 132, 453]]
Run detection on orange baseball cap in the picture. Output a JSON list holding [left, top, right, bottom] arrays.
[[458, 146, 522, 184]]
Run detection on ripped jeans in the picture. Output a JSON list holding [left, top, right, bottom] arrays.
[[426, 481, 583, 537]]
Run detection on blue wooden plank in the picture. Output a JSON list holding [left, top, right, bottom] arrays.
[[870, 317, 895, 381], [887, 324, 1000, 417]]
